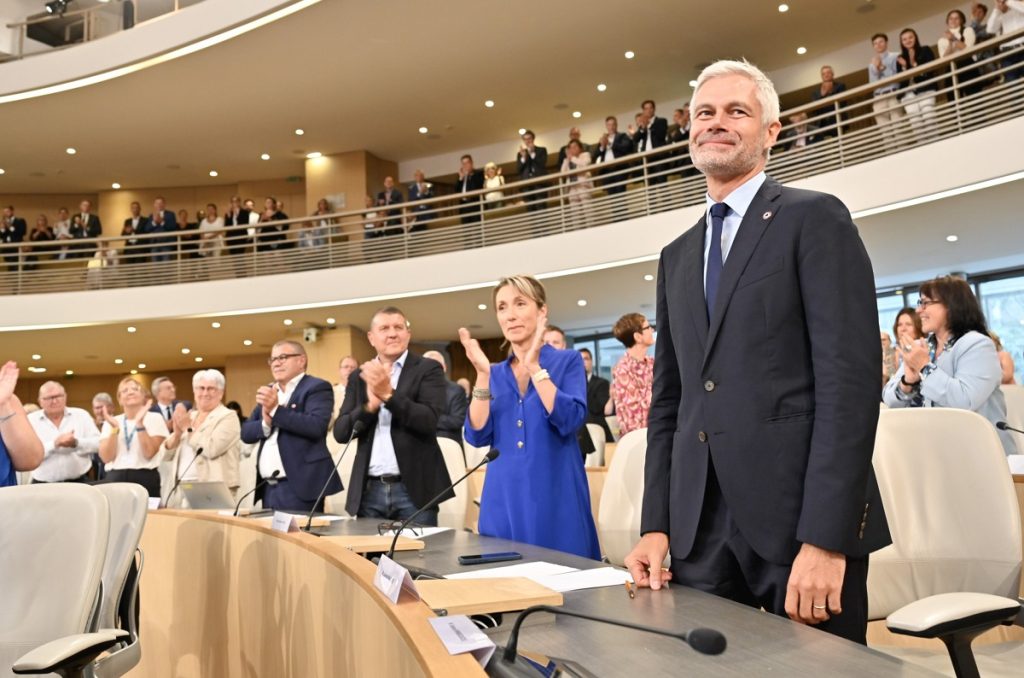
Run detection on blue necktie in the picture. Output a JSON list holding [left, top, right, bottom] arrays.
[[705, 202, 729, 318]]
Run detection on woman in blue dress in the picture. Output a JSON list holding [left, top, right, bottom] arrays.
[[0, 360, 44, 487], [460, 275, 601, 560]]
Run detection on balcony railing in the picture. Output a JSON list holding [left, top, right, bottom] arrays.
[[1, 28, 1022, 296]]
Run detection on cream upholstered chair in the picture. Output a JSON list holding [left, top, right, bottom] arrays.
[[596, 428, 648, 566], [1, 484, 127, 678], [868, 408, 1023, 677], [1000, 384, 1024, 433], [462, 427, 488, 467], [437, 437, 469, 530], [584, 424, 606, 468]]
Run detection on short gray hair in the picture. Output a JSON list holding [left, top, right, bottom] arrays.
[[151, 376, 171, 397], [38, 380, 65, 397], [422, 350, 447, 372], [192, 369, 226, 390], [92, 392, 113, 406], [691, 59, 780, 127]]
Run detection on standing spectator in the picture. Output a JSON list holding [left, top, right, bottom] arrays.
[[1, 205, 27, 271], [361, 195, 382, 243], [897, 28, 939, 141], [146, 197, 178, 263], [516, 130, 548, 211], [972, 1, 993, 40], [73, 199, 102, 259], [810, 65, 848, 138], [407, 170, 435, 232], [28, 381, 99, 483], [455, 154, 485, 225], [669, 107, 697, 177], [53, 207, 72, 260], [198, 203, 225, 258], [223, 196, 252, 257], [26, 215, 54, 270], [560, 139, 594, 228], [122, 201, 148, 264], [483, 163, 505, 208], [376, 177, 404, 236], [89, 392, 113, 480], [893, 306, 925, 363], [177, 208, 199, 260], [610, 312, 655, 436], [868, 33, 904, 151], [579, 348, 613, 442], [778, 111, 819, 151], [423, 351, 468, 450], [593, 116, 634, 196], [149, 376, 191, 434], [96, 377, 169, 498], [939, 9, 980, 97], [632, 100, 669, 155], [257, 197, 291, 251], [556, 127, 584, 169], [881, 332, 898, 388], [987, 0, 1024, 82], [0, 361, 44, 486], [301, 198, 332, 248], [331, 355, 359, 426], [542, 326, 597, 461], [991, 332, 1018, 384]]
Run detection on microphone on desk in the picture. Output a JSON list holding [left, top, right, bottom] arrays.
[[385, 448, 500, 560], [232, 470, 280, 516], [487, 605, 726, 677], [162, 447, 203, 508], [303, 420, 365, 534], [996, 421, 1024, 435]]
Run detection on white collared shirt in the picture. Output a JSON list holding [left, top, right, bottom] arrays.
[[258, 373, 305, 479], [368, 351, 408, 477], [702, 171, 768, 295], [29, 407, 101, 482]]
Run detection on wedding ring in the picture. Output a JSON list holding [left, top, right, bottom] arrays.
[[813, 604, 827, 610]]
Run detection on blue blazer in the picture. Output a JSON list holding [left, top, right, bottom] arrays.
[[241, 374, 341, 502], [642, 178, 890, 565]]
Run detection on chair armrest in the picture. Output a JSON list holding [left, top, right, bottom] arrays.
[[13, 630, 129, 675], [887, 592, 1020, 637]]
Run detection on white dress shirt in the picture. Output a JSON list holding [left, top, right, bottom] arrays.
[[702, 171, 767, 294], [29, 407, 100, 482], [101, 412, 169, 470], [989, 1, 1024, 46], [368, 351, 407, 477], [258, 373, 305, 479]]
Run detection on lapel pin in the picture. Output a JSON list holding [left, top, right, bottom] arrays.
[[762, 211, 772, 220]]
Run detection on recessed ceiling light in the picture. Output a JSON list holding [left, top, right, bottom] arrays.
[[778, 3, 789, 12], [260, 153, 270, 160], [418, 126, 428, 134], [577, 299, 588, 307], [283, 318, 293, 326], [130, 369, 138, 375], [111, 182, 121, 189], [209, 170, 218, 177], [65, 147, 76, 155], [796, 46, 807, 55], [484, 100, 495, 108], [294, 128, 304, 135], [181, 347, 191, 355], [31, 354, 41, 360], [518, 128, 526, 136], [126, 326, 136, 333], [211, 321, 221, 329], [946, 234, 959, 242], [689, 80, 698, 88], [477, 303, 487, 310], [65, 369, 74, 376], [306, 151, 322, 159], [624, 50, 635, 59], [572, 111, 582, 119], [194, 357, 203, 363], [243, 339, 253, 346], [114, 358, 124, 365], [644, 274, 654, 281], [597, 83, 607, 92], [326, 317, 336, 324], [0, 168, 5, 175], [138, 363, 146, 369]]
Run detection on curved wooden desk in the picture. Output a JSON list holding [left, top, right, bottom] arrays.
[[128, 510, 483, 677]]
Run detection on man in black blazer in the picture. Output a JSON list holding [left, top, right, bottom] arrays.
[[579, 348, 613, 442], [374, 176, 404, 237], [516, 129, 548, 211], [241, 340, 341, 511], [423, 351, 468, 454], [1, 205, 27, 270], [455, 155, 485, 224], [593, 116, 635, 196], [223, 195, 252, 257], [625, 61, 889, 645], [148, 376, 192, 433], [145, 196, 178, 263], [70, 199, 102, 259], [407, 170, 435, 232], [334, 306, 451, 525]]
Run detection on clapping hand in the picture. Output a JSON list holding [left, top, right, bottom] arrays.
[[101, 404, 120, 428], [172, 403, 190, 432], [459, 328, 492, 376], [360, 361, 392, 402], [256, 386, 278, 423], [0, 360, 18, 407], [901, 339, 930, 378], [134, 399, 153, 427]]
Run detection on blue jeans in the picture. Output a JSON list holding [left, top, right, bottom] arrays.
[[358, 478, 438, 526], [263, 478, 321, 513]]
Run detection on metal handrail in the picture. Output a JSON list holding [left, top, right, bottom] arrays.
[[1, 0, 156, 61], [2, 27, 1023, 294]]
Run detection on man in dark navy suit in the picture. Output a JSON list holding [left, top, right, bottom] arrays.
[[148, 377, 191, 434], [625, 60, 889, 644], [241, 340, 341, 511]]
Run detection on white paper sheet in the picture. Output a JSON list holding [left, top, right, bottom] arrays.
[[444, 561, 578, 582], [533, 567, 634, 593]]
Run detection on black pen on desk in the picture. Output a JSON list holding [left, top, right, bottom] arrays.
[[625, 581, 635, 599]]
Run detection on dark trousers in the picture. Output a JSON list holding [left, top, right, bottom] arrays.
[[263, 478, 322, 513], [670, 461, 869, 644], [32, 474, 89, 483], [1000, 47, 1024, 83], [95, 468, 161, 498], [357, 477, 438, 526]]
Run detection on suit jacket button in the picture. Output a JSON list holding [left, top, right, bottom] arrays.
[[703, 380, 716, 392], [698, 431, 707, 443]]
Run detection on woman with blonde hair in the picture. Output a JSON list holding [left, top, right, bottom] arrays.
[[483, 162, 505, 208], [990, 332, 1017, 385], [460, 275, 600, 559], [96, 376, 169, 497]]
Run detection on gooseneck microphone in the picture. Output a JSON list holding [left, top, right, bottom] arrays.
[[162, 447, 203, 508], [385, 448, 500, 559], [233, 470, 280, 516], [303, 420, 365, 533], [996, 421, 1024, 435], [492, 605, 725, 674]]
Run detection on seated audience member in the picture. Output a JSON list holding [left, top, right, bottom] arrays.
[[257, 197, 291, 251], [53, 207, 72, 260], [778, 111, 818, 151], [561, 139, 594, 228], [241, 341, 340, 511], [28, 381, 99, 483], [483, 162, 505, 208], [162, 369, 240, 507], [26, 215, 54, 270], [301, 198, 332, 248], [455, 155, 485, 224], [881, 331, 898, 388], [868, 33, 904, 151], [407, 170, 435, 231], [893, 306, 925, 369], [579, 348, 614, 442], [333, 306, 450, 525], [883, 276, 1018, 456], [376, 177, 404, 236], [146, 197, 178, 263], [460, 275, 600, 559], [988, 0, 1024, 82], [96, 377, 169, 497], [0, 361, 44, 486], [224, 195, 252, 257], [593, 116, 634, 195], [810, 65, 847, 138], [516, 130, 548, 211], [198, 203, 225, 257], [991, 332, 1018, 384], [422, 351, 468, 450], [121, 201, 148, 263], [610, 312, 655, 436], [896, 28, 939, 141], [541, 326, 596, 460]]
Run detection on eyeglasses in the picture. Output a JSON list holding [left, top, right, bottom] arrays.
[[377, 520, 423, 537], [916, 298, 940, 308], [267, 353, 301, 365], [40, 394, 66, 402], [640, 324, 654, 332]]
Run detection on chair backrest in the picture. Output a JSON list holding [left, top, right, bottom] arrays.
[[462, 427, 488, 468], [597, 428, 648, 566], [90, 483, 149, 631], [584, 424, 606, 468], [1001, 384, 1024, 433], [324, 437, 358, 516], [437, 437, 469, 530], [867, 408, 1023, 620], [0, 484, 109, 675]]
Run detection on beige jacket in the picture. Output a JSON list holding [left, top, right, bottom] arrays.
[[164, 404, 241, 491]]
